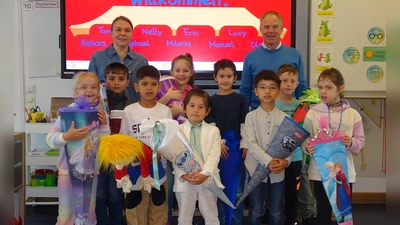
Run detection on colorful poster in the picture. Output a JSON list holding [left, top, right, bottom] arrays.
[[316, 19, 333, 43], [317, 0, 334, 17], [313, 138, 353, 225], [316, 47, 333, 71]]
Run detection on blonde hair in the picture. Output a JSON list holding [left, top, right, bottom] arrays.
[[72, 72, 100, 92], [260, 11, 283, 27], [83, 138, 92, 160], [325, 161, 334, 168]]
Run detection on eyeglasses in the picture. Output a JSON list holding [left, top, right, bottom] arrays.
[[256, 85, 278, 91], [77, 85, 99, 91]]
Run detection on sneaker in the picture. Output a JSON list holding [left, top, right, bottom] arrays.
[[302, 215, 316, 225], [285, 220, 302, 225]]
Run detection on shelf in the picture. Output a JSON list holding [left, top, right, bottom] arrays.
[[26, 155, 58, 166], [26, 186, 58, 198], [25, 123, 54, 133]]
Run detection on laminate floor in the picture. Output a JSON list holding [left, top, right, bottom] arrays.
[[25, 203, 385, 225]]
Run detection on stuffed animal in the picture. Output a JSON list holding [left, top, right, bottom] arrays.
[[98, 134, 155, 193]]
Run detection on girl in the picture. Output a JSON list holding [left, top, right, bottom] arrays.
[[302, 68, 365, 225], [46, 72, 110, 225], [157, 53, 195, 224], [173, 88, 223, 225], [158, 53, 195, 118]]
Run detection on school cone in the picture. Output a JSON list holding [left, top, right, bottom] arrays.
[[142, 118, 236, 209], [235, 117, 310, 207]]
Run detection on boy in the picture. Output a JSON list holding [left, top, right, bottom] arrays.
[[205, 59, 249, 225], [96, 62, 132, 225], [275, 64, 316, 225], [119, 65, 172, 225], [244, 70, 293, 225]]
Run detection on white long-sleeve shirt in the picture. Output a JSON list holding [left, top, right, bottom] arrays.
[[244, 106, 294, 184]]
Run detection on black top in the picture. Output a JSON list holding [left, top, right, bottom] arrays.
[[205, 92, 249, 138]]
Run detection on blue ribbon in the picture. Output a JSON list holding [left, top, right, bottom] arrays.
[[151, 121, 166, 191]]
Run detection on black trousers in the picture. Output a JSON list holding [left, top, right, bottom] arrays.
[[284, 161, 302, 222]]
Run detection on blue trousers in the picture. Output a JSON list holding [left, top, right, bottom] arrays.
[[248, 179, 285, 225], [95, 168, 124, 225]]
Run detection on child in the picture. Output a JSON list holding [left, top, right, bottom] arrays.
[[204, 59, 249, 225], [275, 64, 316, 225], [157, 53, 195, 223], [173, 88, 223, 225], [46, 72, 110, 225], [119, 65, 172, 225], [244, 70, 293, 225], [95, 62, 132, 225], [303, 68, 365, 225]]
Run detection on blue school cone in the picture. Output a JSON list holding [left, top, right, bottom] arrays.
[[219, 130, 242, 225], [236, 117, 310, 207], [59, 106, 100, 224], [312, 137, 353, 225]]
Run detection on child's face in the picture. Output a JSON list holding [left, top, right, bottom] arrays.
[[171, 59, 193, 87], [318, 78, 343, 105], [75, 77, 99, 104], [254, 79, 279, 104], [106, 72, 129, 94], [184, 96, 210, 126], [214, 68, 237, 92], [134, 76, 161, 102], [279, 72, 299, 96]]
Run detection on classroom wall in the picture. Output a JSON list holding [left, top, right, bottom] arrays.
[[13, 0, 386, 193]]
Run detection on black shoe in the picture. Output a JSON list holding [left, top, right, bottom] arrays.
[[302, 215, 316, 225]]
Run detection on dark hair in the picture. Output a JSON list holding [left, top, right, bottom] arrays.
[[105, 62, 129, 79], [318, 68, 345, 98], [213, 58, 237, 75], [277, 64, 298, 77], [136, 65, 160, 82], [111, 16, 133, 30], [253, 70, 281, 88], [183, 88, 211, 111], [171, 53, 195, 87]]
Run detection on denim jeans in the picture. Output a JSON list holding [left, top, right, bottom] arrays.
[[95, 169, 124, 225], [218, 161, 246, 225], [248, 179, 285, 225]]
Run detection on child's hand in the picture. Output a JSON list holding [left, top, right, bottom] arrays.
[[165, 87, 183, 100], [187, 171, 209, 185], [268, 158, 288, 174], [157, 153, 162, 162], [98, 109, 107, 125], [169, 104, 184, 117], [220, 144, 229, 159], [342, 135, 352, 149], [63, 121, 88, 141], [305, 140, 316, 155], [241, 148, 248, 159]]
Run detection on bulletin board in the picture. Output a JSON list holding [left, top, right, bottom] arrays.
[[309, 0, 386, 98], [21, 0, 61, 78]]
